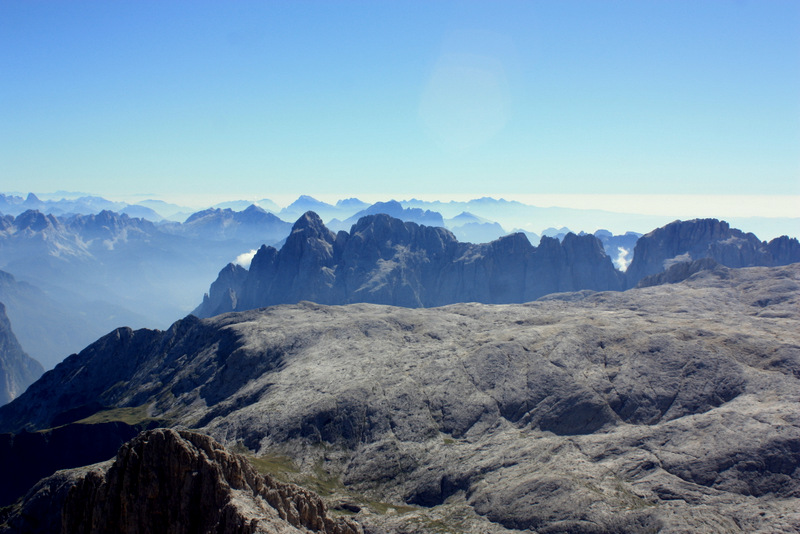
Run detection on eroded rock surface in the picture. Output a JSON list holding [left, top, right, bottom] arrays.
[[1, 264, 799, 532], [1, 429, 361, 534]]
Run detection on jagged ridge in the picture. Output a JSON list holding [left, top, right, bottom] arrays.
[[197, 215, 800, 318], [1, 428, 360, 534], [195, 211, 625, 317]]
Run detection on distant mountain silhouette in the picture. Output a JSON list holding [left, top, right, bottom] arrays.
[[174, 204, 291, 244], [335, 197, 369, 211], [0, 302, 42, 405], [278, 195, 342, 222], [0, 193, 126, 217], [194, 211, 625, 317], [0, 208, 296, 367], [449, 221, 508, 244]]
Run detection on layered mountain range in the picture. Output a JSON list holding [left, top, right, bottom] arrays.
[[2, 197, 798, 375], [195, 211, 625, 317], [195, 214, 800, 318], [1, 263, 798, 532], [0, 208, 290, 367]]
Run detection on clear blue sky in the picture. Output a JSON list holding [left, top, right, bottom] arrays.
[[1, 1, 798, 205]]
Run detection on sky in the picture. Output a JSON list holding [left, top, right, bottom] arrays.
[[1, 1, 799, 216]]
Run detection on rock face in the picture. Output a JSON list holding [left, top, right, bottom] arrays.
[[636, 257, 722, 288], [195, 211, 625, 317], [1, 428, 361, 534], [626, 218, 800, 287], [0, 421, 145, 508], [0, 301, 42, 405], [2, 264, 799, 532]]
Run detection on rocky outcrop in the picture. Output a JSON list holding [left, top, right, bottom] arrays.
[[1, 429, 361, 534], [636, 256, 722, 287], [626, 218, 800, 287], [195, 211, 625, 317], [0, 302, 42, 405], [0, 421, 146, 508], [3, 264, 799, 532]]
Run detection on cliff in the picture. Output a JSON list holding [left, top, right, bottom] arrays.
[[195, 211, 625, 317], [1, 428, 360, 534], [626, 218, 800, 287], [0, 301, 42, 405]]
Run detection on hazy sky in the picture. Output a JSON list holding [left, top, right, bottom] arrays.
[[2, 1, 798, 209]]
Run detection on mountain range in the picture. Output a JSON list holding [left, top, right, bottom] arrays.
[[0, 199, 649, 370], [0, 208, 292, 368], [162, 204, 293, 244], [196, 214, 800, 318], [195, 211, 625, 318], [2, 194, 798, 376], [1, 262, 798, 532]]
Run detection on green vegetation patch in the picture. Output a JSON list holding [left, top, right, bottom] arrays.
[[247, 453, 301, 481], [307, 461, 346, 496], [74, 405, 152, 426]]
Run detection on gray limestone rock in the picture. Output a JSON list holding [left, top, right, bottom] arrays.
[[1, 428, 361, 534], [626, 218, 800, 287], [195, 211, 625, 317], [2, 264, 799, 532]]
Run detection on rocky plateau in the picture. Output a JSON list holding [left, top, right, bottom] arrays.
[[1, 262, 799, 532]]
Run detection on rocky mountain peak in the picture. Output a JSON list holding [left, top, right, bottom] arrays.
[[194, 212, 624, 316], [184, 207, 226, 224], [625, 218, 800, 287], [2, 428, 361, 534], [23, 193, 42, 206], [290, 211, 331, 237], [240, 204, 269, 219], [13, 210, 60, 233]]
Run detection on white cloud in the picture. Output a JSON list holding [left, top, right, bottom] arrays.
[[234, 249, 258, 269]]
